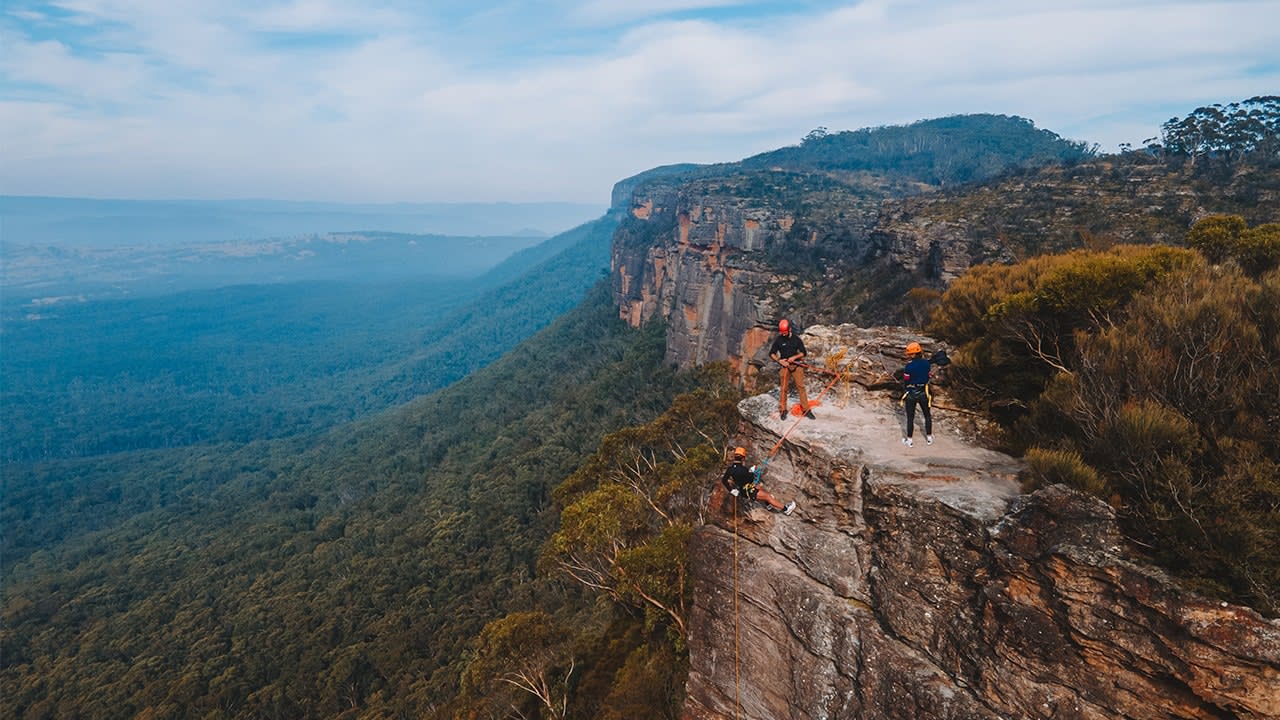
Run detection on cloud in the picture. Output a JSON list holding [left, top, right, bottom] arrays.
[[571, 0, 750, 26], [1, 0, 1278, 202]]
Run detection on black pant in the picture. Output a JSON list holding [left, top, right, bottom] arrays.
[[905, 395, 932, 437]]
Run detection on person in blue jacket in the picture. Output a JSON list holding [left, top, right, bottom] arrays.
[[900, 341, 933, 448]]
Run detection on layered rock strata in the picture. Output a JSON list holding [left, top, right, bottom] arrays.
[[683, 327, 1280, 720], [611, 182, 801, 381], [874, 159, 1280, 282], [610, 161, 1280, 381]]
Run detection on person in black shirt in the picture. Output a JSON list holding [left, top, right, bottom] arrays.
[[769, 318, 814, 420], [721, 447, 796, 515]]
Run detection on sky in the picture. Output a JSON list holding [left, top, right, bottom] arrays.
[[2, 0, 1278, 205]]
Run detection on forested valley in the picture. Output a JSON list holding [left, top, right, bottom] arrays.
[[3, 280, 708, 718], [4, 99, 1278, 719], [0, 188, 721, 714], [2, 216, 619, 463]]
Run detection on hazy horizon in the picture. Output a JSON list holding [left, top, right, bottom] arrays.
[[0, 195, 608, 245]]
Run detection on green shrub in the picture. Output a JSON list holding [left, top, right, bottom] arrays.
[[1235, 222, 1280, 276], [1187, 214, 1247, 263], [1092, 400, 1203, 515], [1074, 264, 1268, 447], [928, 245, 1198, 432], [936, 245, 1279, 614], [1022, 447, 1106, 495], [1207, 443, 1280, 614], [904, 286, 943, 328], [1187, 215, 1280, 277]]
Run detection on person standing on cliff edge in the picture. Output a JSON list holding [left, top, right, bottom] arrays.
[[900, 341, 934, 447], [770, 318, 815, 420]]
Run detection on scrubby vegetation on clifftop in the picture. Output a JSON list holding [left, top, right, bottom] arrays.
[[929, 217, 1280, 613]]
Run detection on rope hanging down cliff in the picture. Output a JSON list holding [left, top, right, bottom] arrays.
[[725, 350, 861, 715], [732, 499, 741, 720]]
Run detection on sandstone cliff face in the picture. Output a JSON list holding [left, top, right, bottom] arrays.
[[611, 160, 1280, 372], [611, 188, 776, 379], [682, 326, 1280, 720], [611, 174, 883, 382]]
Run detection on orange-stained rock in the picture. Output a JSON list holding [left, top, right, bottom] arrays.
[[610, 180, 816, 370], [682, 303, 699, 328]]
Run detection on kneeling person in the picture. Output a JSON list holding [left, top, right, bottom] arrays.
[[721, 447, 796, 515]]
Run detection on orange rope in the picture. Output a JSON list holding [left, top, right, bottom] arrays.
[[732, 498, 740, 720], [767, 362, 848, 458], [727, 360, 852, 716]]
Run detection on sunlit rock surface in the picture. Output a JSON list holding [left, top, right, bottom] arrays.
[[683, 325, 1280, 720]]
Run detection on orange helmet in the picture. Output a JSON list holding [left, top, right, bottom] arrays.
[[778, 319, 790, 334], [733, 447, 747, 458], [905, 342, 922, 357]]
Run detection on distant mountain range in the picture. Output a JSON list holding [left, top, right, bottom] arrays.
[[1, 196, 606, 246], [3, 231, 546, 306], [1, 196, 607, 304]]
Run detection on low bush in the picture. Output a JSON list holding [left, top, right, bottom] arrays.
[[1022, 447, 1106, 495]]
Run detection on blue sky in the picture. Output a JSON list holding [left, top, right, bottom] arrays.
[[2, 0, 1278, 204]]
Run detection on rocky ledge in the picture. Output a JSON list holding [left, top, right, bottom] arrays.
[[683, 325, 1280, 720]]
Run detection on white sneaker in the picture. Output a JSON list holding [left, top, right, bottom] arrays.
[[903, 437, 913, 448], [783, 501, 796, 515], [926, 435, 934, 445]]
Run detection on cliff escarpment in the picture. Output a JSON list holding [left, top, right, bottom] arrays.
[[610, 154, 1280, 378], [608, 114, 1097, 380], [682, 326, 1280, 720], [610, 171, 883, 383]]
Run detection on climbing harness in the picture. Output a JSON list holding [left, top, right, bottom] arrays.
[[791, 360, 841, 377], [900, 383, 931, 405], [768, 359, 850, 456]]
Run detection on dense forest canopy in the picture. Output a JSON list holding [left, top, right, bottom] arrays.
[[456, 384, 742, 720], [1, 215, 619, 464], [2, 284, 701, 719], [745, 113, 1096, 185]]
